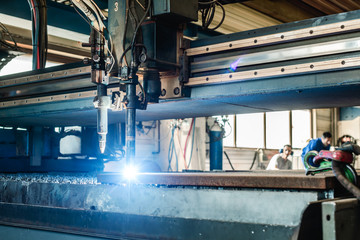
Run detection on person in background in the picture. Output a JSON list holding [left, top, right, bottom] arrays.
[[266, 144, 293, 170], [337, 134, 354, 146], [301, 132, 332, 166]]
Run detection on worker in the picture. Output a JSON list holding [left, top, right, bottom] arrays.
[[301, 132, 332, 166], [266, 144, 293, 170], [337, 134, 354, 146]]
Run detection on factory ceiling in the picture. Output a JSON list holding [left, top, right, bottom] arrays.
[[199, 0, 360, 34], [45, 0, 360, 34]]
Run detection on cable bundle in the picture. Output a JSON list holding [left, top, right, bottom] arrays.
[[70, 0, 114, 75], [0, 22, 18, 51], [199, 0, 225, 31], [27, 0, 47, 70]]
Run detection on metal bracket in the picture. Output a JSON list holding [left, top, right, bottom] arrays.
[[110, 91, 124, 111], [322, 198, 360, 240], [160, 75, 186, 99], [179, 54, 189, 83]]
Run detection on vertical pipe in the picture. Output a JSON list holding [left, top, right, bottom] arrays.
[[29, 126, 42, 166], [126, 83, 137, 164], [289, 111, 293, 146], [97, 84, 108, 153], [209, 123, 223, 171], [263, 112, 267, 149]]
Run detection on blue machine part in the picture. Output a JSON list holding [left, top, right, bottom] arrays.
[[209, 122, 223, 171]]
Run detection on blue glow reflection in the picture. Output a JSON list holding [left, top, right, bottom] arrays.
[[230, 57, 242, 72]]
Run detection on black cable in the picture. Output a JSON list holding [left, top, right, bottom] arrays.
[[122, 0, 130, 67], [208, 2, 225, 31], [199, 0, 225, 31], [119, 43, 147, 73], [224, 151, 235, 170], [129, 0, 139, 31], [332, 161, 360, 200], [129, 0, 151, 64], [39, 0, 47, 69], [198, 0, 217, 5], [27, 0, 37, 69], [34, 0, 40, 69], [249, 150, 258, 170], [0, 22, 17, 49]]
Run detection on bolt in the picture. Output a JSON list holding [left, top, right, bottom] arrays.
[[161, 89, 166, 97], [173, 87, 180, 95]]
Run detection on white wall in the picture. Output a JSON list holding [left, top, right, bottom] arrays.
[[159, 118, 206, 172]]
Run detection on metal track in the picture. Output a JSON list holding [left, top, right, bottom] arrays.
[[186, 19, 360, 56], [187, 56, 360, 86]]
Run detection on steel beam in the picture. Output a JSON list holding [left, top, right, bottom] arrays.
[[0, 173, 332, 239], [0, 171, 355, 239], [322, 198, 360, 240], [3, 11, 360, 125], [98, 170, 344, 190]]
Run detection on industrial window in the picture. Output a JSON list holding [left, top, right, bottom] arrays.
[[223, 110, 311, 149], [222, 115, 234, 147], [235, 113, 265, 148], [0, 55, 60, 76], [266, 111, 290, 149], [292, 110, 311, 149]]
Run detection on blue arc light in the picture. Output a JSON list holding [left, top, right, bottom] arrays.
[[230, 57, 242, 72]]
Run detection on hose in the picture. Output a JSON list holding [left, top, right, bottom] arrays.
[[224, 151, 235, 170], [332, 160, 360, 200], [249, 150, 258, 170]]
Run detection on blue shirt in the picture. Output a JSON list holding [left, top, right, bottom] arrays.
[[301, 138, 330, 160]]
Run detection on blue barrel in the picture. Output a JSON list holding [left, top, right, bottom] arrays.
[[209, 123, 223, 171]]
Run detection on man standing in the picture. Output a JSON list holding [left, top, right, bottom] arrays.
[[301, 132, 332, 166], [267, 144, 293, 170]]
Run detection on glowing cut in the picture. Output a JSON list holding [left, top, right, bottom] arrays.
[[123, 165, 138, 181]]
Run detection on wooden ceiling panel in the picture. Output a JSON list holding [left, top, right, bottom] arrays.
[[242, 0, 323, 23], [329, 0, 360, 11], [302, 0, 345, 15], [212, 0, 360, 34], [195, 3, 281, 34]]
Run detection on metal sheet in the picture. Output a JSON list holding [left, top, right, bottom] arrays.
[[97, 170, 344, 190], [0, 225, 107, 240], [0, 202, 297, 240], [0, 174, 325, 239], [0, 171, 348, 239]]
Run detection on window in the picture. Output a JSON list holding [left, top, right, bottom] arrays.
[[221, 110, 311, 149], [0, 55, 60, 76], [236, 113, 264, 148], [292, 110, 311, 148], [266, 111, 290, 149], [223, 116, 234, 147]]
